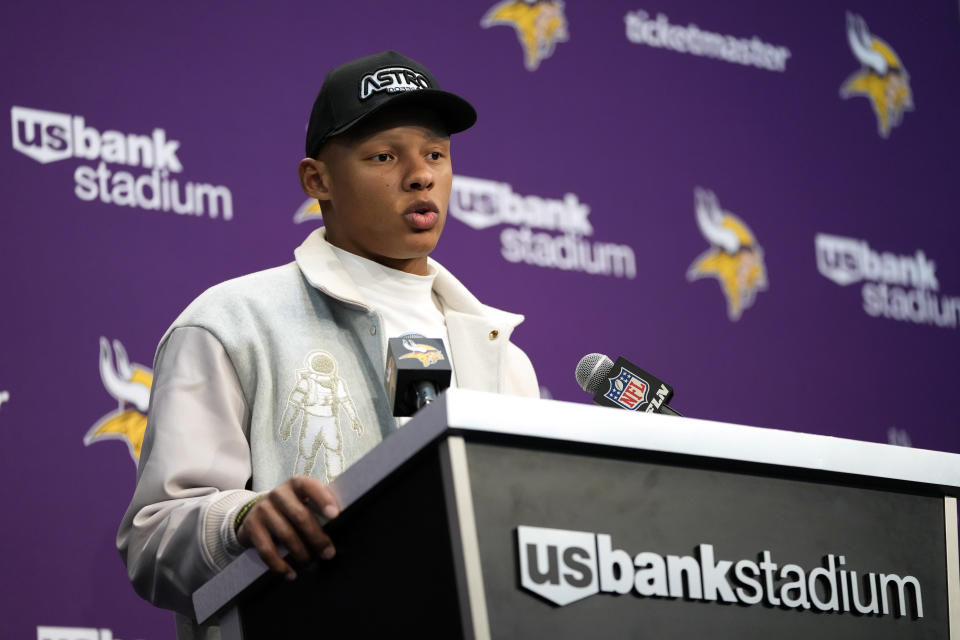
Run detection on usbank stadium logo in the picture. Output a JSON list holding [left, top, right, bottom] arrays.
[[815, 233, 960, 329], [10, 106, 234, 219], [840, 13, 913, 139], [84, 337, 153, 464], [481, 0, 568, 71], [624, 9, 791, 72], [450, 175, 637, 279], [517, 525, 924, 619], [687, 188, 767, 321]]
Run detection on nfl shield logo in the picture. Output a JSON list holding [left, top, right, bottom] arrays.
[[604, 367, 649, 410]]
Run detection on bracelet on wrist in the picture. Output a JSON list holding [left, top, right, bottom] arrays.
[[234, 495, 263, 533]]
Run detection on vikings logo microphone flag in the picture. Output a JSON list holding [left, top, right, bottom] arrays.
[[398, 338, 447, 367]]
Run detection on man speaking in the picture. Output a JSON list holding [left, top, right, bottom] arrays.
[[117, 50, 538, 638]]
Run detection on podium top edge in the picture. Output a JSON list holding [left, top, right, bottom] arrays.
[[434, 389, 960, 493]]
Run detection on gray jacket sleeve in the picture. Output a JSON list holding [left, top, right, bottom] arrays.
[[117, 326, 258, 616]]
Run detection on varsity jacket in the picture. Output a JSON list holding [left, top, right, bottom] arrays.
[[117, 228, 539, 634]]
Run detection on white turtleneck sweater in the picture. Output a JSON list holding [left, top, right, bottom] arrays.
[[330, 244, 457, 388]]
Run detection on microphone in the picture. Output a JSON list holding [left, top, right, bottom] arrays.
[[575, 353, 682, 416], [385, 335, 452, 417]]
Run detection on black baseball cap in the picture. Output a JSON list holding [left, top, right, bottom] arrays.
[[305, 50, 477, 158]]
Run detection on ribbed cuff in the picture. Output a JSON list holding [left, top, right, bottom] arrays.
[[222, 493, 267, 555], [201, 490, 259, 570]]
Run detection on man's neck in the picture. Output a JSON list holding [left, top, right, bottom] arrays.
[[324, 231, 429, 276], [371, 254, 430, 276], [323, 232, 429, 275]]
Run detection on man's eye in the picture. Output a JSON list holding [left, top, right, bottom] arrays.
[[374, 153, 390, 162], [428, 152, 441, 160]]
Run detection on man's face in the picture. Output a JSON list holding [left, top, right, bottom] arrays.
[[314, 110, 452, 275]]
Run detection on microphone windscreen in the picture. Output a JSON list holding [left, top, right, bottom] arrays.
[[575, 353, 614, 394]]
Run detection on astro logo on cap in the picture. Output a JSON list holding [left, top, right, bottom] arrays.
[[359, 67, 430, 100]]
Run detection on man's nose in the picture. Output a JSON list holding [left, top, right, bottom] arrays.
[[404, 157, 434, 191]]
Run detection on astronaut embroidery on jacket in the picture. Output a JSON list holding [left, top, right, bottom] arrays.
[[278, 350, 364, 483]]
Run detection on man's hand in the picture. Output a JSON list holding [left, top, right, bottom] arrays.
[[236, 475, 340, 581]]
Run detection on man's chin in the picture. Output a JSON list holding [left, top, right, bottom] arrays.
[[400, 230, 441, 255]]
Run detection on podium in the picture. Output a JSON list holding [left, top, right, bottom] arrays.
[[193, 389, 960, 639]]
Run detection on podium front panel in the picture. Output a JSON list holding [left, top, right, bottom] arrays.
[[463, 438, 948, 639], [232, 448, 465, 638]]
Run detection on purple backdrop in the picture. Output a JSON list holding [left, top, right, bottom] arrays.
[[2, 1, 958, 637]]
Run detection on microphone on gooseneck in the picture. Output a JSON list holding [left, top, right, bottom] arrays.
[[575, 353, 682, 416], [385, 335, 452, 417]]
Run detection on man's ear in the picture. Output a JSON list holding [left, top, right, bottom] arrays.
[[298, 157, 332, 199]]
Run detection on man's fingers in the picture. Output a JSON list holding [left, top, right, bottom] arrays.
[[290, 475, 340, 520], [236, 476, 341, 574], [270, 482, 336, 558], [260, 501, 312, 564], [244, 519, 297, 581]]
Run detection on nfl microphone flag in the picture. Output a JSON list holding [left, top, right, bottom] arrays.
[[592, 357, 675, 413]]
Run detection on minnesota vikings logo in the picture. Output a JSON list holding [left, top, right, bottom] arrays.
[[293, 198, 323, 224], [84, 337, 153, 464], [686, 189, 768, 321], [481, 0, 569, 71], [398, 338, 446, 367], [840, 13, 913, 138]]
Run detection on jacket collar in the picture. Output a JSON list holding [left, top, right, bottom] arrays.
[[294, 228, 370, 311], [294, 228, 525, 331], [294, 228, 525, 393]]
